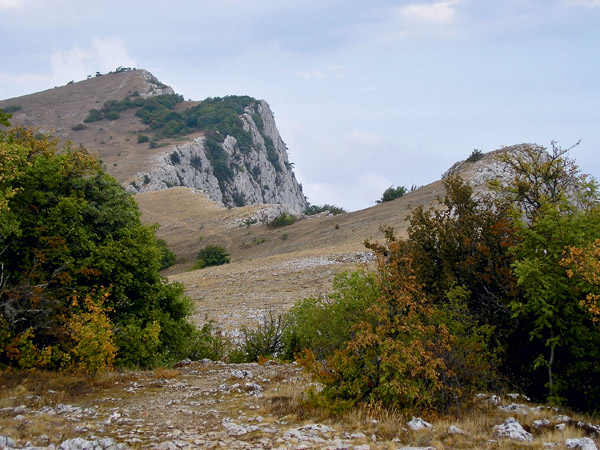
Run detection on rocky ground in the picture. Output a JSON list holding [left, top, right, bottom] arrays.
[[1, 360, 599, 450]]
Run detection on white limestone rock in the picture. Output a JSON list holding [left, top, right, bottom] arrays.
[[0, 436, 16, 448], [565, 438, 598, 450], [499, 403, 531, 415], [128, 100, 307, 214], [407, 417, 434, 431], [533, 419, 551, 429], [221, 418, 259, 436], [396, 447, 437, 450], [447, 425, 466, 435], [493, 417, 533, 442], [58, 437, 122, 450]]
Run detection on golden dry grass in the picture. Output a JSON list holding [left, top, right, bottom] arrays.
[[260, 383, 600, 450], [135, 183, 446, 333]]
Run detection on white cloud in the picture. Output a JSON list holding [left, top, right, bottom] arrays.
[[50, 37, 136, 86], [563, 0, 600, 6], [397, 0, 461, 24], [0, 71, 50, 99], [296, 65, 345, 80], [297, 170, 392, 212], [346, 130, 384, 149], [0, 0, 26, 9], [350, 0, 463, 45]]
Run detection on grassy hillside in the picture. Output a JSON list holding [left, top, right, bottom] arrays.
[[135, 181, 446, 333]]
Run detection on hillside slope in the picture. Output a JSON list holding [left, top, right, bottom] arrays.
[[0, 69, 307, 212], [136, 179, 446, 333], [137, 146, 535, 334]]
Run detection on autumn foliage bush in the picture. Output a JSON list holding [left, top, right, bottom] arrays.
[[297, 234, 498, 415], [290, 146, 600, 414]]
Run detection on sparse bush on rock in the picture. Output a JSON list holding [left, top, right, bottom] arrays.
[[268, 212, 296, 228], [303, 203, 347, 216]]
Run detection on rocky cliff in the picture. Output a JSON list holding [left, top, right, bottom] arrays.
[[127, 100, 308, 214], [0, 69, 307, 214]]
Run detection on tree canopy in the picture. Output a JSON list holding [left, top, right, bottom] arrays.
[[0, 126, 203, 372]]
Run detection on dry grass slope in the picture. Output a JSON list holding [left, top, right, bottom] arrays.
[[135, 182, 446, 333], [0, 70, 200, 184]]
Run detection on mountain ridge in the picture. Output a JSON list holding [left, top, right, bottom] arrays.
[[0, 69, 307, 213]]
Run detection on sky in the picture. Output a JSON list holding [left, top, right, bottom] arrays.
[[1, 0, 599, 211]]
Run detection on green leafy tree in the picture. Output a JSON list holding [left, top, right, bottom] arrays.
[[562, 239, 600, 325], [493, 143, 600, 407], [156, 238, 177, 270], [0, 108, 11, 127], [509, 198, 600, 406], [0, 127, 199, 371], [397, 175, 518, 333]]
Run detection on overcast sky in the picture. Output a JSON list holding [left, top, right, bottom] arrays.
[[1, 0, 599, 211]]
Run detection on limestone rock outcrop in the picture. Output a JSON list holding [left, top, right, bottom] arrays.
[[127, 100, 307, 214]]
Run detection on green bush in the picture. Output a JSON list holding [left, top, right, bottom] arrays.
[[190, 155, 202, 170], [304, 204, 347, 216], [104, 111, 120, 121], [137, 134, 150, 143], [156, 238, 177, 270], [376, 185, 407, 204], [169, 151, 181, 164], [263, 135, 281, 172], [192, 245, 230, 270], [268, 212, 296, 228], [466, 148, 484, 162], [84, 108, 103, 123], [231, 310, 286, 363], [298, 242, 500, 415], [282, 271, 379, 361], [185, 321, 229, 361], [2, 105, 21, 114]]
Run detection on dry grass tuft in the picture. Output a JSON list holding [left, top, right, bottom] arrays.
[[152, 367, 179, 380], [264, 382, 311, 420]]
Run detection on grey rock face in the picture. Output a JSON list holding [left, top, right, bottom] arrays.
[[128, 100, 307, 214], [0, 435, 16, 448], [442, 144, 547, 194], [139, 70, 176, 98], [566, 437, 598, 450]]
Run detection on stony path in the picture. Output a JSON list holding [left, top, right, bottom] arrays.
[[1, 361, 599, 449], [0, 361, 382, 450]]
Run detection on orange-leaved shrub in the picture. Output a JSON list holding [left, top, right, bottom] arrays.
[[299, 236, 498, 415]]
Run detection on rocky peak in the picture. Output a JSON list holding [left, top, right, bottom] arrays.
[[128, 98, 308, 214], [0, 70, 307, 214], [442, 144, 547, 193], [137, 69, 176, 98]]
